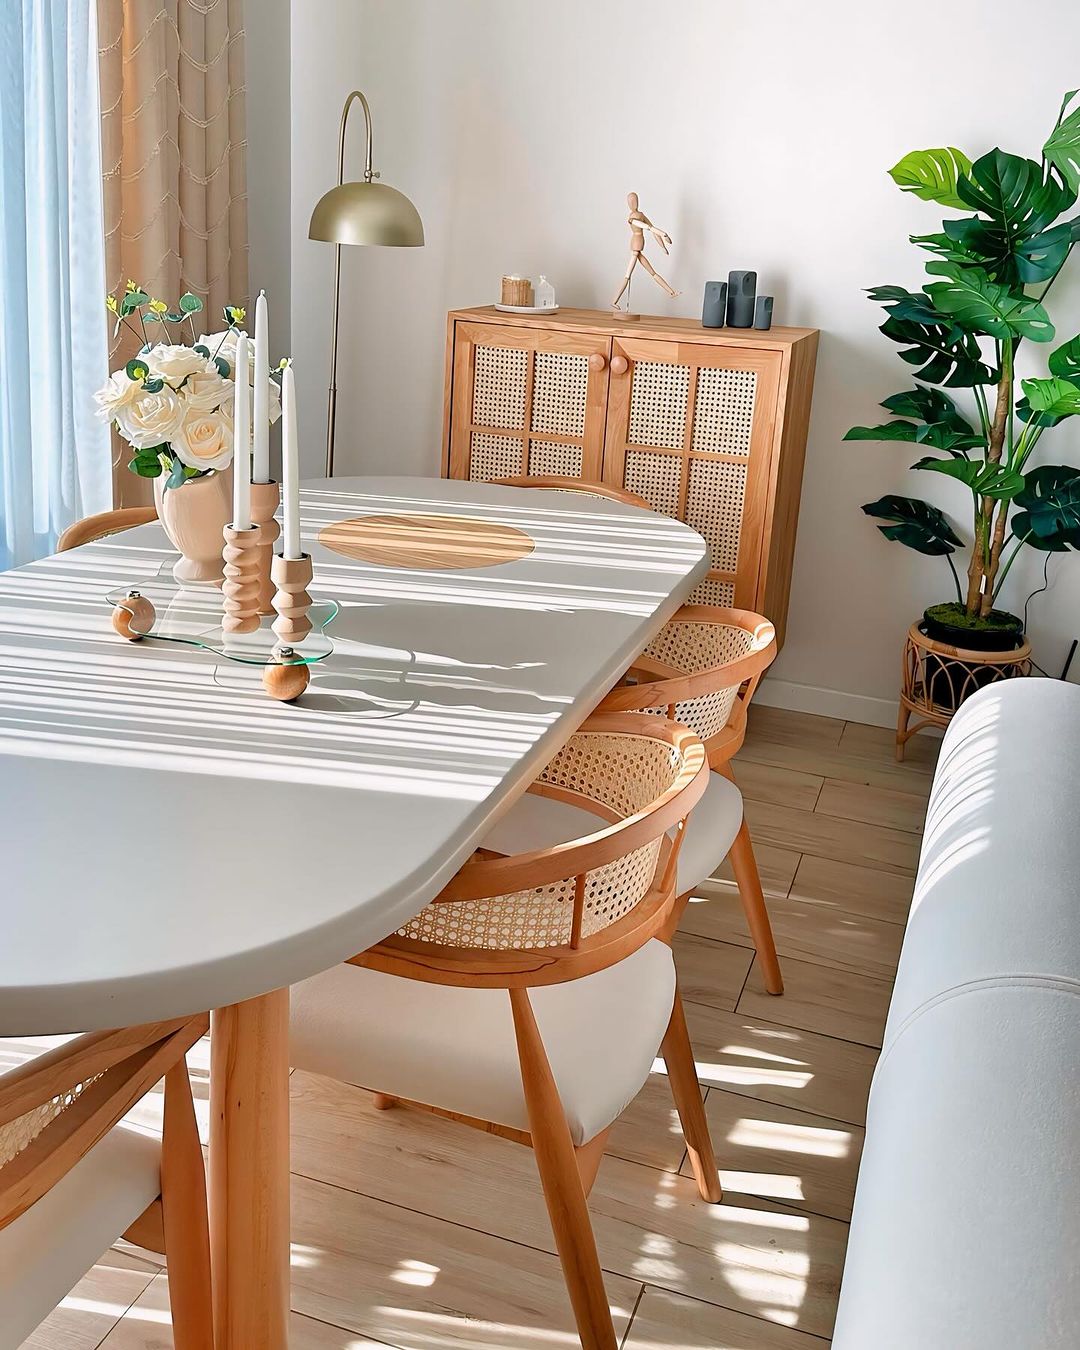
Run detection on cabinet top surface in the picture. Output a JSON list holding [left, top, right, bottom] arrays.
[[451, 305, 818, 347]]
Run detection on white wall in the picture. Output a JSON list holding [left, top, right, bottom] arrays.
[[289, 0, 1080, 720]]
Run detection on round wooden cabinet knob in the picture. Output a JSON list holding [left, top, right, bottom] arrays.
[[610, 355, 629, 375], [588, 353, 606, 372]]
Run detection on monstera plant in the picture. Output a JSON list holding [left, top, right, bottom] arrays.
[[849, 93, 1080, 649]]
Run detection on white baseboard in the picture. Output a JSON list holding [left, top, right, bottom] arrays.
[[755, 676, 899, 729]]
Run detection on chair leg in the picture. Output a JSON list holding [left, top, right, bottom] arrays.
[[510, 988, 617, 1350], [661, 990, 723, 1203], [895, 702, 911, 761], [161, 1058, 215, 1350], [574, 1126, 611, 1196], [729, 820, 784, 996], [372, 1092, 397, 1110]]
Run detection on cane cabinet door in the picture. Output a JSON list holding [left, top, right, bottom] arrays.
[[602, 337, 782, 608], [446, 322, 612, 483]]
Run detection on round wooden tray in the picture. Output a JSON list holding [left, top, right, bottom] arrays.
[[318, 513, 534, 570]]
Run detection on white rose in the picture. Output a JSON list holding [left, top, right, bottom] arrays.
[[183, 368, 231, 414], [147, 343, 214, 388], [114, 387, 185, 449], [220, 378, 282, 427], [93, 370, 141, 422], [196, 330, 245, 379], [171, 408, 234, 471]]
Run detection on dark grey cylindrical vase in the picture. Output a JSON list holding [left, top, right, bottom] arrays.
[[702, 281, 728, 328], [726, 270, 757, 327], [754, 295, 774, 330]]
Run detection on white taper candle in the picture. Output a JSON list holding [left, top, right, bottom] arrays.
[[281, 362, 301, 559], [232, 332, 251, 530], [252, 290, 270, 483]]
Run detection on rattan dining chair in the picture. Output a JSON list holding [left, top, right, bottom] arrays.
[[601, 605, 783, 992], [0, 1016, 212, 1348], [494, 473, 652, 510], [291, 712, 717, 1350], [57, 506, 157, 553]]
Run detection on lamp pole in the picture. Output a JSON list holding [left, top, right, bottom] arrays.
[[326, 91, 378, 477]]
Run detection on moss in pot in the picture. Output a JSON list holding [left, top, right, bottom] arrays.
[[845, 94, 1080, 707]]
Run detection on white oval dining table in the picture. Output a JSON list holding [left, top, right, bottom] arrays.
[[0, 476, 708, 1347]]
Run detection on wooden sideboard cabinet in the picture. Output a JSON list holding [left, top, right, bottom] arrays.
[[442, 306, 819, 645]]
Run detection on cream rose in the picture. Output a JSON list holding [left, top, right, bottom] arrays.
[[147, 343, 214, 388], [93, 370, 141, 422], [219, 378, 282, 426], [115, 387, 185, 450], [196, 330, 246, 380], [182, 368, 231, 414], [171, 408, 233, 471]]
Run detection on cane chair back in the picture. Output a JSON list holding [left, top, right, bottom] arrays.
[[57, 506, 157, 553], [358, 713, 708, 990], [601, 606, 777, 767], [0, 1016, 206, 1231], [494, 474, 652, 511]]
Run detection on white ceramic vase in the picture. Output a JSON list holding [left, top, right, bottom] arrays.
[[154, 469, 232, 587]]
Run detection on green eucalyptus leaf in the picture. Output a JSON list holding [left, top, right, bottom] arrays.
[[1044, 91, 1080, 193], [125, 358, 149, 381], [912, 456, 1025, 499], [165, 311, 186, 324], [193, 344, 211, 358], [862, 495, 963, 555], [128, 453, 163, 479], [142, 377, 165, 394], [1011, 464, 1080, 548], [924, 261, 1055, 341], [120, 289, 149, 317], [889, 148, 973, 210], [165, 456, 187, 490], [179, 292, 204, 314], [1047, 334, 1080, 382], [214, 356, 231, 378]]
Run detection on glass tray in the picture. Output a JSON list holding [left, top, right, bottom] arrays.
[[105, 563, 338, 668]]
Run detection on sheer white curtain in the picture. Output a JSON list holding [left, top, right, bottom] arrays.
[[0, 0, 112, 570]]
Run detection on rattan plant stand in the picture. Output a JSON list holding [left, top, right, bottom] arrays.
[[896, 622, 1032, 760]]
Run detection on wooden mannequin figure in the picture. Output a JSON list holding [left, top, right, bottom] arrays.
[[612, 191, 680, 320]]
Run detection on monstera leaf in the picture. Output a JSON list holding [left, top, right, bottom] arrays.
[[866, 286, 943, 324], [925, 262, 1054, 341], [845, 421, 982, 455], [889, 147, 973, 210], [1010, 464, 1080, 549], [873, 286, 997, 387], [1048, 334, 1080, 382], [862, 495, 963, 555], [912, 457, 1025, 499], [1020, 376, 1080, 417], [1044, 91, 1080, 193], [880, 386, 979, 432]]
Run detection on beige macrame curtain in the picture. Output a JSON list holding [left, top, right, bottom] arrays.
[[97, 0, 248, 502]]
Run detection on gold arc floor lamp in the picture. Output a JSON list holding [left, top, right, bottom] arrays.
[[309, 89, 424, 476]]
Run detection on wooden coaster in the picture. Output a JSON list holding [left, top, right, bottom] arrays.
[[318, 514, 534, 570]]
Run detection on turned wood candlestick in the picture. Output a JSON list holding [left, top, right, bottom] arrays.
[[250, 480, 281, 616], [270, 552, 313, 644], [221, 524, 262, 634]]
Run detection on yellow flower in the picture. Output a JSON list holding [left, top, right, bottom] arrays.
[[106, 294, 119, 314], [227, 306, 246, 324], [149, 299, 168, 315], [126, 279, 138, 293]]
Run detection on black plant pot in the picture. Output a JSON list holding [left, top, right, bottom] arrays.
[[921, 603, 1025, 712]]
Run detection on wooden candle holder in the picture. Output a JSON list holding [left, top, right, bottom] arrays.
[[250, 480, 281, 616], [270, 552, 313, 644], [221, 524, 262, 634]]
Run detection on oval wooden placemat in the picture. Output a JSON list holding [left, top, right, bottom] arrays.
[[318, 513, 534, 570]]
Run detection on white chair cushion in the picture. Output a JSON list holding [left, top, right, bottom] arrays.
[[479, 767, 743, 899], [832, 982, 1080, 1348], [884, 679, 1080, 1043], [290, 938, 676, 1146], [0, 1122, 161, 1349]]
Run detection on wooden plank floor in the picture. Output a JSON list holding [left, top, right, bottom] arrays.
[[27, 706, 939, 1350]]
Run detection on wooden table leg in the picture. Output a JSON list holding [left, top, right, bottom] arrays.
[[210, 988, 291, 1349]]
